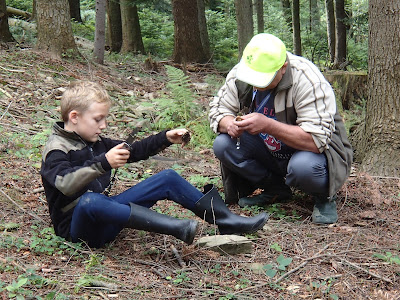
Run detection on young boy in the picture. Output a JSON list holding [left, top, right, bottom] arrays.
[[40, 81, 268, 248]]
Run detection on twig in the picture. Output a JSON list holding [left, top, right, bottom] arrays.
[[0, 99, 12, 121], [232, 243, 333, 296], [0, 255, 27, 273], [33, 187, 45, 193], [274, 243, 332, 283], [341, 259, 393, 284], [171, 244, 186, 268], [0, 65, 25, 73], [0, 188, 46, 224]]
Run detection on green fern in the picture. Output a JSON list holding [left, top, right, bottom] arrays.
[[155, 65, 200, 128]]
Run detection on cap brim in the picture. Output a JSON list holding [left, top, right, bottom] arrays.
[[236, 59, 278, 88]]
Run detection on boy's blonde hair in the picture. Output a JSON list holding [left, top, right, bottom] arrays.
[[60, 81, 111, 122]]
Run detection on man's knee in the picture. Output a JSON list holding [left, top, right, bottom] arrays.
[[286, 151, 328, 194], [213, 134, 232, 159]]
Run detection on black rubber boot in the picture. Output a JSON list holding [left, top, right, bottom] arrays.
[[127, 203, 198, 245], [193, 185, 269, 235]]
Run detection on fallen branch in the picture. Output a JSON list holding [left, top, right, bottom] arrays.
[[0, 65, 25, 73], [0, 188, 46, 224], [171, 245, 186, 268], [7, 6, 31, 20], [341, 259, 392, 284], [274, 243, 332, 284]]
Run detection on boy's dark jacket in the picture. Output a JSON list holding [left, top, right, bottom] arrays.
[[40, 122, 171, 240]]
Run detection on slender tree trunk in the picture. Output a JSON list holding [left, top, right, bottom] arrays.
[[172, 0, 207, 64], [345, 0, 352, 37], [197, 0, 211, 61], [309, 0, 320, 32], [68, 0, 82, 22], [0, 0, 15, 42], [234, 0, 253, 58], [334, 0, 347, 68], [93, 0, 106, 64], [355, 0, 400, 177], [325, 0, 335, 64], [255, 0, 264, 34], [292, 0, 301, 55], [280, 0, 292, 32], [120, 1, 144, 54], [106, 0, 122, 52], [35, 0, 78, 58]]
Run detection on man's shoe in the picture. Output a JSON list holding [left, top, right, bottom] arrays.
[[312, 196, 338, 224], [238, 188, 292, 208]]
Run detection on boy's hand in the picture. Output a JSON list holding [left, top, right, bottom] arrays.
[[166, 129, 190, 148], [105, 143, 130, 168]]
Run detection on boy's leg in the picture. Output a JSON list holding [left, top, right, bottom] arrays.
[[70, 192, 130, 248], [114, 169, 203, 210], [70, 191, 198, 247]]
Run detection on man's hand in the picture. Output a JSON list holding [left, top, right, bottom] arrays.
[[166, 129, 191, 148], [105, 143, 130, 168], [232, 113, 268, 135], [219, 115, 244, 138]]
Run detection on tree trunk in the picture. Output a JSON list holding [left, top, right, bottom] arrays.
[[309, 0, 320, 32], [334, 0, 347, 68], [292, 0, 301, 55], [345, 0, 352, 36], [35, 0, 78, 58], [280, 0, 292, 32], [68, 0, 82, 23], [234, 0, 253, 58], [255, 0, 264, 34], [106, 0, 122, 52], [93, 0, 106, 64], [172, 0, 208, 64], [0, 0, 15, 42], [120, 1, 144, 54], [325, 0, 335, 64], [197, 0, 211, 61], [353, 0, 400, 177]]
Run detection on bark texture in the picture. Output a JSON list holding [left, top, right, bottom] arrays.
[[106, 0, 122, 52], [120, 1, 144, 54], [353, 0, 400, 176], [0, 0, 15, 42], [334, 0, 347, 68], [172, 0, 207, 64], [234, 0, 253, 58], [35, 0, 77, 58], [292, 0, 301, 55], [325, 0, 335, 64]]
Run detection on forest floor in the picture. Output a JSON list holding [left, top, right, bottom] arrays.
[[0, 45, 399, 300]]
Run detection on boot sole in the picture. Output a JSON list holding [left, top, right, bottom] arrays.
[[183, 221, 198, 245]]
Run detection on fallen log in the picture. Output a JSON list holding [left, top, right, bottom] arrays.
[[6, 6, 31, 20]]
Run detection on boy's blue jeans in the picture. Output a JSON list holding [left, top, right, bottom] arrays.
[[70, 169, 203, 248], [213, 132, 329, 195]]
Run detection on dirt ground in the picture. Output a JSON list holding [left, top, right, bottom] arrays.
[[1, 47, 399, 299]]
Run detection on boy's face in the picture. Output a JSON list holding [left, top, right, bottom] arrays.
[[67, 101, 110, 142]]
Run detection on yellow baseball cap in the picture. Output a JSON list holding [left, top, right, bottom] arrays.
[[237, 33, 287, 88]]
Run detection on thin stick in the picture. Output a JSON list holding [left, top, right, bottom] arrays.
[[0, 188, 46, 224], [171, 245, 186, 268], [274, 243, 331, 283], [341, 259, 392, 284]]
